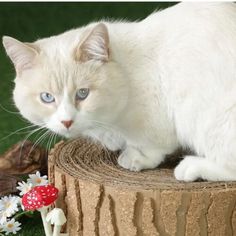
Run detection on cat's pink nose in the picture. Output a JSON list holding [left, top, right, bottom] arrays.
[[61, 120, 73, 129]]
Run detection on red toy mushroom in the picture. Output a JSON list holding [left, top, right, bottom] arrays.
[[22, 185, 58, 236]]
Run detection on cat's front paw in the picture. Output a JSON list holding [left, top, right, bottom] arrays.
[[117, 147, 157, 171], [104, 140, 122, 152], [101, 132, 125, 152], [174, 156, 203, 182], [118, 150, 143, 171]]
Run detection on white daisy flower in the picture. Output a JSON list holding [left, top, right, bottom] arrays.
[[16, 181, 33, 196], [27, 171, 48, 186], [2, 219, 21, 235], [0, 196, 20, 218], [0, 210, 8, 224]]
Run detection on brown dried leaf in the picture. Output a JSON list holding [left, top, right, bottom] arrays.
[[0, 173, 21, 197], [0, 140, 48, 175]]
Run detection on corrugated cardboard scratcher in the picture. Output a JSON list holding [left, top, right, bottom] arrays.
[[48, 138, 236, 236]]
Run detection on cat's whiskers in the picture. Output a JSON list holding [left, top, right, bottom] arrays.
[[26, 124, 60, 157], [0, 123, 43, 142], [89, 119, 117, 133], [89, 119, 124, 143], [20, 126, 47, 148], [19, 125, 47, 160], [28, 128, 49, 156], [0, 103, 20, 115], [46, 132, 54, 151], [44, 130, 59, 152], [88, 122, 118, 164], [53, 133, 58, 147], [51, 133, 57, 149], [52, 133, 58, 148]]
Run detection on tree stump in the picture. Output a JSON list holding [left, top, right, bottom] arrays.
[[48, 138, 236, 236]]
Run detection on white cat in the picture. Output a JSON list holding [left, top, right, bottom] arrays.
[[3, 2, 236, 182]]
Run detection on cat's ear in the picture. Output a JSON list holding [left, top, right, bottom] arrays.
[[75, 23, 109, 63], [2, 36, 39, 75]]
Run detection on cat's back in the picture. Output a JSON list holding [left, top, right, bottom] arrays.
[[144, 2, 236, 69], [144, 2, 236, 23], [143, 2, 236, 118], [141, 2, 236, 43]]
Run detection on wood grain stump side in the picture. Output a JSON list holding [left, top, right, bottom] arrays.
[[48, 139, 236, 236]]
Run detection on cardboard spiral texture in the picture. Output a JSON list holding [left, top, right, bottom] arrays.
[[48, 138, 236, 236]]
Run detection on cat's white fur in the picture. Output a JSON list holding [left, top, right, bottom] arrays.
[[3, 2, 236, 181]]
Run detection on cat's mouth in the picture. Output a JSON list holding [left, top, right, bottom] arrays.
[[46, 120, 91, 139], [53, 128, 80, 139]]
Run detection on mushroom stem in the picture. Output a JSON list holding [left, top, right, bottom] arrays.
[[52, 225, 61, 236], [39, 207, 52, 236]]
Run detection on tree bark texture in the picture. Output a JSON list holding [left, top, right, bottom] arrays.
[[49, 139, 236, 236]]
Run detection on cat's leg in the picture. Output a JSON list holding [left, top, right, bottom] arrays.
[[175, 106, 236, 182], [118, 146, 166, 171], [89, 129, 125, 151], [175, 109, 236, 182], [174, 155, 236, 182], [101, 131, 125, 151], [86, 128, 125, 151]]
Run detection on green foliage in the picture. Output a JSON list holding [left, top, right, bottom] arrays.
[[16, 212, 44, 236]]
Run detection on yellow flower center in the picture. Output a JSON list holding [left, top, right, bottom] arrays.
[[36, 178, 42, 184], [5, 202, 11, 209], [7, 224, 13, 229]]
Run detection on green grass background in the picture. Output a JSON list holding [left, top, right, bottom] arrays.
[[0, 2, 176, 235]]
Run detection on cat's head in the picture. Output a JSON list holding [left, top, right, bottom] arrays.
[[2, 23, 128, 138]]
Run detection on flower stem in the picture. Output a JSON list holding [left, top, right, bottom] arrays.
[[14, 211, 34, 220]]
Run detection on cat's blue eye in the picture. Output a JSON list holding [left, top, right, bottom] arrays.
[[40, 92, 55, 103], [76, 88, 89, 100]]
